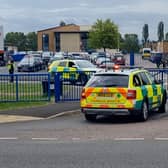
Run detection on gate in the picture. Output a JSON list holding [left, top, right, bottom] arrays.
[[54, 71, 95, 102]]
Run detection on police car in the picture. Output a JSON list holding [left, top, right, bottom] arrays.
[[80, 66, 167, 122], [48, 59, 99, 85]]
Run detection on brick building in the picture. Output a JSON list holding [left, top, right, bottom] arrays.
[[37, 24, 91, 52]]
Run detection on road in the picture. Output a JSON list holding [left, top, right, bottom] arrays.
[[0, 111, 168, 167]]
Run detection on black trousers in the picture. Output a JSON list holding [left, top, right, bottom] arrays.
[[9, 71, 14, 82]]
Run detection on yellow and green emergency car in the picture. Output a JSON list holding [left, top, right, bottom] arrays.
[[48, 59, 99, 85], [80, 67, 167, 122]]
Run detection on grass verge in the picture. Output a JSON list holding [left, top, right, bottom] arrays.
[[0, 99, 54, 111]]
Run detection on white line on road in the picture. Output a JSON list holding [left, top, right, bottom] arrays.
[[0, 137, 18, 140], [72, 138, 80, 141], [32, 138, 58, 141], [114, 138, 145, 141], [155, 138, 168, 141]]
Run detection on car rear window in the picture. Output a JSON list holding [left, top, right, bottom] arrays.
[[86, 74, 129, 87]]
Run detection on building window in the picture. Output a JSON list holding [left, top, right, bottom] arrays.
[[80, 32, 88, 51], [42, 34, 49, 51], [55, 33, 60, 52]]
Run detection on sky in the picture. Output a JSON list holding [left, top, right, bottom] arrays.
[[0, 0, 168, 41]]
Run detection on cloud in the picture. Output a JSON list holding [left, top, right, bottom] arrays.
[[1, 0, 168, 40]]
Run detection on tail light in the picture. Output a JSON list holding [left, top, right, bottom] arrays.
[[81, 88, 86, 99], [127, 89, 136, 99], [113, 64, 120, 70]]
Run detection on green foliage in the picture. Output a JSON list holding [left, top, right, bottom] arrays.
[[142, 24, 149, 45], [122, 34, 140, 53], [158, 21, 164, 41], [59, 21, 66, 26], [5, 32, 26, 51], [165, 32, 168, 41], [5, 32, 37, 51], [88, 19, 119, 52], [26, 32, 37, 51]]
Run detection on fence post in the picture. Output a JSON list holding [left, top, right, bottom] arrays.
[[130, 51, 134, 66], [16, 74, 19, 102], [48, 73, 51, 101], [54, 72, 61, 102]]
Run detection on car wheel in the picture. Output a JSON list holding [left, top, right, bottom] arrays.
[[158, 92, 167, 113], [139, 101, 149, 121], [85, 114, 97, 122], [79, 74, 88, 86]]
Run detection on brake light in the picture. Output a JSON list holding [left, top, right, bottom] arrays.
[[113, 64, 120, 70], [81, 88, 86, 99], [127, 89, 136, 99]]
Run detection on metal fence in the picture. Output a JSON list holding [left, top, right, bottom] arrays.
[[1, 69, 168, 103], [0, 73, 51, 102], [54, 69, 168, 102], [54, 71, 95, 102]]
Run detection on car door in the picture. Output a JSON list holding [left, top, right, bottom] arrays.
[[146, 71, 162, 107], [139, 71, 155, 110]]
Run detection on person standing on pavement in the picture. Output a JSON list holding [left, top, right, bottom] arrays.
[[7, 60, 15, 82]]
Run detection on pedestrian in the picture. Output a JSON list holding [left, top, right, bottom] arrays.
[[7, 60, 14, 82]]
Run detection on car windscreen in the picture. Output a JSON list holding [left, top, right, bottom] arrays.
[[20, 57, 34, 64], [86, 74, 129, 87], [75, 60, 96, 68]]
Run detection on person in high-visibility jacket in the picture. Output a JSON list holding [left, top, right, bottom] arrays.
[[7, 60, 14, 82]]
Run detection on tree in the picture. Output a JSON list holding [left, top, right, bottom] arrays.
[[165, 32, 168, 41], [122, 34, 140, 53], [88, 19, 119, 52], [5, 32, 26, 51], [59, 21, 66, 26], [5, 32, 37, 51], [25, 32, 37, 51], [158, 21, 164, 41], [142, 24, 149, 47]]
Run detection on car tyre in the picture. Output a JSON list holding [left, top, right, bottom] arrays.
[[85, 114, 97, 122], [139, 101, 149, 121]]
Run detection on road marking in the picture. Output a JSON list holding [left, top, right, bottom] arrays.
[[32, 138, 58, 141], [114, 138, 145, 141], [46, 109, 80, 119], [155, 138, 168, 141], [72, 138, 80, 141], [0, 137, 18, 140]]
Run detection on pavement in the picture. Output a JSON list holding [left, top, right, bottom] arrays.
[[0, 102, 80, 123]]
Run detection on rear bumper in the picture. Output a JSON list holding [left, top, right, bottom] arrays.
[[81, 108, 141, 116]]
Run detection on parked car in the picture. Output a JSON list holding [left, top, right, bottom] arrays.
[[81, 67, 167, 122], [96, 57, 110, 67], [112, 54, 125, 65], [150, 52, 163, 67], [48, 54, 64, 66], [99, 60, 115, 69], [42, 51, 53, 66], [17, 55, 45, 72]]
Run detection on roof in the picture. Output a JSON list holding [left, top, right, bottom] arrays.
[[38, 24, 90, 33]]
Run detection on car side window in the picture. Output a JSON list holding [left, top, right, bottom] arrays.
[[139, 72, 151, 85], [58, 61, 67, 67], [133, 74, 141, 86]]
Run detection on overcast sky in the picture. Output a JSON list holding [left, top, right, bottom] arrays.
[[0, 0, 168, 40]]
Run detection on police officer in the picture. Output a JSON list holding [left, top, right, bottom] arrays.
[[7, 60, 14, 82]]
